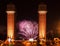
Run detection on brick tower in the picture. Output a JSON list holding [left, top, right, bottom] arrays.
[[38, 3, 47, 46]]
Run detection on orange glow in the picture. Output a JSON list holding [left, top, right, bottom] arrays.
[[26, 42, 31, 46], [22, 41, 31, 46], [22, 41, 37, 46], [39, 12, 46, 39], [7, 11, 14, 39]]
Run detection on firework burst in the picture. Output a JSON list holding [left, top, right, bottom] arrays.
[[17, 20, 38, 40]]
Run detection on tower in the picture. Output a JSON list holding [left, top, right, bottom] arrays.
[[6, 4, 15, 40], [38, 3, 47, 45]]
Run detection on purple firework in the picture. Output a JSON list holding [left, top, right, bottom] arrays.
[[17, 20, 38, 40]]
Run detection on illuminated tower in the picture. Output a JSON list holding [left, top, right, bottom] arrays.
[[38, 3, 47, 45], [6, 4, 15, 39]]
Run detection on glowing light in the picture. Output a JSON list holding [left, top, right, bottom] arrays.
[[8, 38, 11, 42], [29, 38, 34, 42], [17, 20, 38, 40]]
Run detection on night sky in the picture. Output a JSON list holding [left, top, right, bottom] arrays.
[[0, 0, 60, 40]]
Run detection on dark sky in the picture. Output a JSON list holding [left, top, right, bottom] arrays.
[[0, 0, 60, 25], [0, 0, 60, 40]]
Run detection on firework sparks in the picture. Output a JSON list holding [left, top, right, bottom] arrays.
[[17, 20, 38, 40]]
